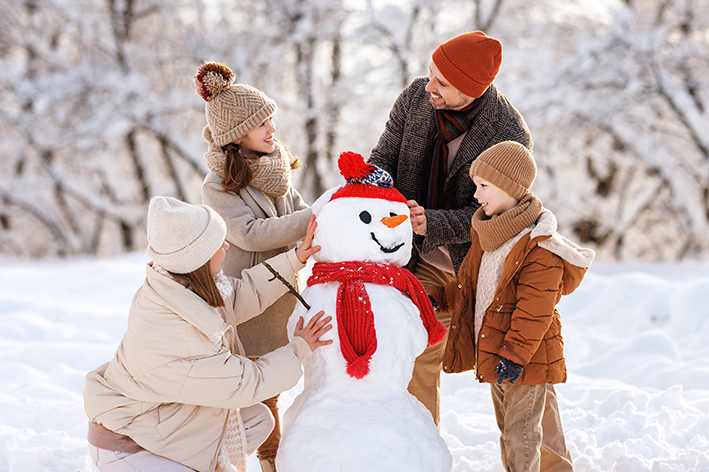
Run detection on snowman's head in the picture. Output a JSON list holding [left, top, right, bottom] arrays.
[[312, 152, 412, 266], [313, 197, 412, 266]]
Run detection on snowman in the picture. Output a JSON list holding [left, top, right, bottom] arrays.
[[277, 152, 452, 472]]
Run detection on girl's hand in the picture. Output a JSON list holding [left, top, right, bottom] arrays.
[[293, 310, 333, 351], [296, 215, 320, 264]]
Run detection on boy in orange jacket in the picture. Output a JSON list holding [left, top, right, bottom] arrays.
[[429, 141, 595, 471]]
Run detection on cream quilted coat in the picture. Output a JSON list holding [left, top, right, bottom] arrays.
[[84, 249, 309, 472]]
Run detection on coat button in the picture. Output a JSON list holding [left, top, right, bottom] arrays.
[[479, 374, 484, 381], [481, 333, 485, 338], [458, 284, 463, 289], [443, 365, 449, 372], [451, 325, 457, 330]]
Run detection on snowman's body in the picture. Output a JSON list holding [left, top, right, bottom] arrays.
[[277, 193, 452, 472]]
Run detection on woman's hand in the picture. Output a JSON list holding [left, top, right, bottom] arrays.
[[296, 215, 320, 263], [293, 310, 333, 351]]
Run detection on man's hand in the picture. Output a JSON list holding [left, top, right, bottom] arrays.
[[407, 200, 427, 235]]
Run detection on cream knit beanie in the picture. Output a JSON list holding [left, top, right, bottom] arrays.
[[469, 141, 536, 200], [146, 196, 227, 274], [194, 62, 277, 147]]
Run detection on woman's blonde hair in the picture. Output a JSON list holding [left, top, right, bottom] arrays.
[[170, 262, 225, 308]]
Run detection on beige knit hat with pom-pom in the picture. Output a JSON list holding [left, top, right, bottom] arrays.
[[194, 62, 277, 147]]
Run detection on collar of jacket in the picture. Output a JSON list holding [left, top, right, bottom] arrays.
[[143, 263, 231, 344], [530, 209, 595, 269], [468, 208, 595, 293]]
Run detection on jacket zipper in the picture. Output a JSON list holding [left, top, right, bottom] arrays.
[[475, 247, 530, 377]]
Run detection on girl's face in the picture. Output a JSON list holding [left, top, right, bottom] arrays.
[[209, 240, 229, 275], [473, 175, 519, 217], [236, 117, 276, 155]]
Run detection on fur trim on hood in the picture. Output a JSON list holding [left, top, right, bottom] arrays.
[[531, 209, 595, 269]]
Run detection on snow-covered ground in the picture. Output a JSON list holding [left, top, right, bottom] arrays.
[[0, 253, 707, 471]]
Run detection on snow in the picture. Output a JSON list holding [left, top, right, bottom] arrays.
[[1, 254, 708, 472]]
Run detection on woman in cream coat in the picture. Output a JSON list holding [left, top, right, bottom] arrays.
[[84, 197, 331, 472]]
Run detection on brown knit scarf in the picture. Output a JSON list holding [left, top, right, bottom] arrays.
[[472, 193, 543, 251], [245, 143, 291, 198]]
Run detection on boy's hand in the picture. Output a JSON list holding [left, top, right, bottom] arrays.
[[296, 215, 320, 263], [293, 310, 333, 351], [495, 357, 523, 385]]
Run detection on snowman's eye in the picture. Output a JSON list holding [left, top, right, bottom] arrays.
[[359, 211, 372, 224], [389, 212, 397, 217]]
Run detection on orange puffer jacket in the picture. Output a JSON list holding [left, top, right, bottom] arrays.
[[430, 210, 595, 385]]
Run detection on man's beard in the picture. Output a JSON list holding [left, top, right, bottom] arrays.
[[429, 93, 472, 111]]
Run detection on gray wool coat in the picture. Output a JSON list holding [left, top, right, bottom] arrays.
[[202, 171, 312, 357], [368, 77, 532, 274]]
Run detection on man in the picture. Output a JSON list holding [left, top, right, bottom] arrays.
[[368, 31, 574, 471]]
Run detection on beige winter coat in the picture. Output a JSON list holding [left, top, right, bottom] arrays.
[[84, 249, 310, 472], [202, 171, 312, 357]]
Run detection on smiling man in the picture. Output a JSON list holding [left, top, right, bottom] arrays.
[[367, 31, 573, 472], [366, 29, 525, 417]]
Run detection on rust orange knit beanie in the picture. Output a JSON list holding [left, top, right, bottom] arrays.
[[432, 31, 502, 99]]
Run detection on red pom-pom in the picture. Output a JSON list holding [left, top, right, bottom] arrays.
[[338, 151, 374, 181], [345, 357, 372, 379]]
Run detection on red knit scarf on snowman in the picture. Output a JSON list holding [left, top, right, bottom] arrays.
[[308, 261, 447, 379]]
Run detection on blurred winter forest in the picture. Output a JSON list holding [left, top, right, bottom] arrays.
[[1, 0, 708, 262]]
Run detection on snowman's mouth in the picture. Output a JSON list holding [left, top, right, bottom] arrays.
[[370, 232, 404, 254]]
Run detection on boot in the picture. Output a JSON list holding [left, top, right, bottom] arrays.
[[259, 457, 276, 472]]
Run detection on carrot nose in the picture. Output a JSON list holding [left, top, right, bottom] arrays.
[[381, 214, 408, 228]]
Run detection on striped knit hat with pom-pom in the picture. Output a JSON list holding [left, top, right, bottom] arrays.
[[194, 62, 277, 147], [330, 151, 406, 203]]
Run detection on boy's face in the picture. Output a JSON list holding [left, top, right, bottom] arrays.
[[473, 176, 519, 217]]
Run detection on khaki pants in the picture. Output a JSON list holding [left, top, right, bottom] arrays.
[[540, 384, 574, 471], [491, 383, 574, 472], [407, 258, 455, 427]]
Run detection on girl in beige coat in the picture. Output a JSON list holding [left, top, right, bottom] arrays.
[[83, 197, 331, 472], [195, 62, 312, 472]]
